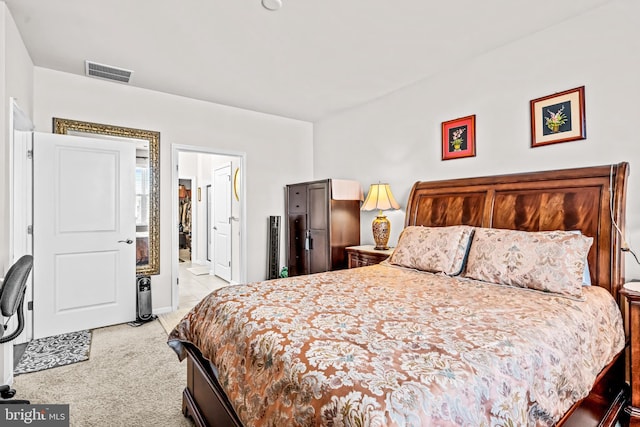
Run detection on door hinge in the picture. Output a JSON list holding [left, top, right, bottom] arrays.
[[27, 225, 33, 235], [27, 301, 33, 311], [177, 277, 179, 285], [27, 150, 33, 159], [228, 261, 231, 267]]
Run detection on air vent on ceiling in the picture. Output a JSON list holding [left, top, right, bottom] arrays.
[[85, 60, 133, 83]]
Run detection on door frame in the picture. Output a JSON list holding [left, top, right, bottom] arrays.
[[206, 184, 212, 262], [171, 144, 246, 311], [5, 99, 34, 386], [8, 98, 34, 344]]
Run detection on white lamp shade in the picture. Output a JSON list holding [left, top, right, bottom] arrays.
[[361, 183, 400, 212]]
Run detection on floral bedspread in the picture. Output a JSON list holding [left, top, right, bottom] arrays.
[[168, 264, 625, 427]]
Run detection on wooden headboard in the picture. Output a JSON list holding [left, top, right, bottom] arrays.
[[405, 162, 629, 302]]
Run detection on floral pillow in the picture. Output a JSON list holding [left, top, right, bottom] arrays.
[[388, 225, 475, 275], [463, 228, 593, 299], [567, 230, 592, 285]]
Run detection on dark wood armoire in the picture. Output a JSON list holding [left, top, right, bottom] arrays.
[[286, 179, 361, 277]]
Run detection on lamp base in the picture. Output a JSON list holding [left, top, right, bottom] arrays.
[[372, 214, 391, 250]]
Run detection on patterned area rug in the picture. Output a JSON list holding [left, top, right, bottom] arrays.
[[14, 330, 92, 375]]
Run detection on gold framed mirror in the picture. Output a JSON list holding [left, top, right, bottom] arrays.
[[53, 118, 161, 275]]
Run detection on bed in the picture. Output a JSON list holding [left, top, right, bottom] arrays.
[[168, 162, 630, 427]]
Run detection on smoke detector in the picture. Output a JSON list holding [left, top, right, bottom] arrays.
[[85, 60, 133, 83]]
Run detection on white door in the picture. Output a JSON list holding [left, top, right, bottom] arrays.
[[33, 133, 136, 339], [213, 164, 232, 281], [207, 185, 212, 262]]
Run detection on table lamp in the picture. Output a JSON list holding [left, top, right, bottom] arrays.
[[361, 183, 400, 250]]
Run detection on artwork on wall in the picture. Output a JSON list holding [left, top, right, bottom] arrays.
[[233, 167, 241, 201], [530, 86, 586, 147], [442, 114, 476, 160]]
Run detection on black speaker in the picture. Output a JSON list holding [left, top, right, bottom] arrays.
[[136, 275, 153, 321], [267, 216, 281, 279]]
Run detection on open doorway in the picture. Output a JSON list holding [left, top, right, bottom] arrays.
[[178, 178, 193, 262], [170, 144, 246, 316]]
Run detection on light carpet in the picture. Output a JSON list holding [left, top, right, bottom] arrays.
[[13, 320, 193, 427], [15, 330, 91, 375]]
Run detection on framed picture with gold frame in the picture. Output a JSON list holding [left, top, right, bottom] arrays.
[[530, 86, 586, 147]]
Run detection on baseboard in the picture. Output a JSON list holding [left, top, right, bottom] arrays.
[[3, 373, 13, 386], [1, 342, 14, 386]]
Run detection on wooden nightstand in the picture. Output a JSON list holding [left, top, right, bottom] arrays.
[[622, 283, 640, 419], [346, 245, 394, 268]]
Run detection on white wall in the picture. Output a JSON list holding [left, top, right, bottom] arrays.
[[33, 68, 313, 311], [314, 0, 640, 280], [1, 2, 33, 274], [0, 0, 33, 387]]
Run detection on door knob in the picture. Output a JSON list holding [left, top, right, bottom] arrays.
[[118, 239, 134, 244]]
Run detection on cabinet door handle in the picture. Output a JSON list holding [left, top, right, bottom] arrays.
[[118, 239, 133, 244]]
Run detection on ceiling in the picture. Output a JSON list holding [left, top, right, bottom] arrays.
[[4, 0, 612, 122]]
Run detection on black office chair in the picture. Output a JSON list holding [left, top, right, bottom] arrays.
[[0, 254, 33, 404]]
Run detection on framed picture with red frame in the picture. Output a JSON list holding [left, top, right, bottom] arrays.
[[442, 114, 476, 160]]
